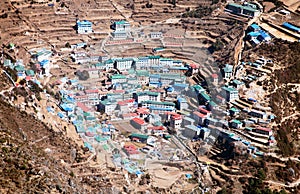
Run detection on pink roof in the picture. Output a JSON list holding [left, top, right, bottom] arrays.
[[165, 111, 178, 115], [124, 144, 137, 150], [76, 102, 90, 112], [118, 101, 127, 106], [118, 99, 135, 106], [190, 64, 199, 69], [171, 114, 182, 120], [216, 95, 224, 100], [122, 113, 138, 118], [85, 89, 99, 94], [193, 111, 207, 118], [256, 127, 272, 132], [211, 74, 218, 79], [113, 90, 125, 94], [99, 91, 108, 95], [198, 107, 211, 114], [131, 117, 146, 125], [75, 95, 88, 99], [85, 131, 95, 137], [136, 108, 150, 115], [147, 126, 166, 130]]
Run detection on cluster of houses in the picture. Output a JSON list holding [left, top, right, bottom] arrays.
[[49, 47, 278, 162], [3, 42, 277, 163], [1, 12, 280, 170], [3, 47, 53, 86]]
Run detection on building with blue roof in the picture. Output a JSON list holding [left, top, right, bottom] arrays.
[[60, 103, 74, 112], [40, 59, 49, 67], [142, 100, 175, 110], [177, 96, 188, 110], [76, 20, 93, 34], [282, 22, 300, 33], [247, 31, 261, 37], [84, 142, 94, 152], [257, 31, 271, 42], [249, 23, 261, 32], [149, 106, 175, 114], [200, 127, 210, 140], [183, 125, 201, 139], [149, 82, 162, 88]]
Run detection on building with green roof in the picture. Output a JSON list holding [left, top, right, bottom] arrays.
[[111, 74, 127, 84], [25, 69, 35, 77], [133, 91, 160, 103], [230, 119, 243, 129], [225, 3, 260, 17], [14, 65, 25, 72], [199, 92, 211, 103], [136, 70, 149, 77], [129, 133, 149, 143], [141, 100, 175, 109], [222, 86, 239, 102], [112, 20, 130, 31]]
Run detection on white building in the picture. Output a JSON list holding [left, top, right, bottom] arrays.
[[76, 20, 93, 34], [183, 125, 201, 139], [221, 86, 239, 102], [112, 31, 128, 40], [133, 91, 160, 103], [114, 58, 134, 71], [170, 114, 182, 129], [148, 56, 160, 66], [222, 64, 233, 79], [141, 100, 175, 110], [136, 57, 150, 69], [98, 99, 117, 115], [104, 59, 114, 70], [177, 97, 188, 111], [86, 68, 99, 79], [111, 74, 127, 84], [159, 58, 173, 67], [150, 32, 163, 39], [112, 20, 131, 32]]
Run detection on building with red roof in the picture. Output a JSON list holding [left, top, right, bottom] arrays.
[[146, 126, 167, 135], [122, 113, 138, 120], [216, 95, 226, 104], [123, 144, 139, 157], [193, 111, 207, 125], [136, 108, 150, 119], [77, 102, 90, 112], [75, 95, 88, 103], [253, 127, 273, 136], [170, 113, 182, 129], [211, 74, 218, 84], [198, 106, 211, 116], [130, 117, 147, 131], [189, 63, 199, 74], [117, 98, 135, 113]]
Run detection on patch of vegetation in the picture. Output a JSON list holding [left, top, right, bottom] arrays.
[[261, 0, 284, 12], [76, 70, 90, 80], [208, 39, 225, 53], [181, 6, 214, 18]]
